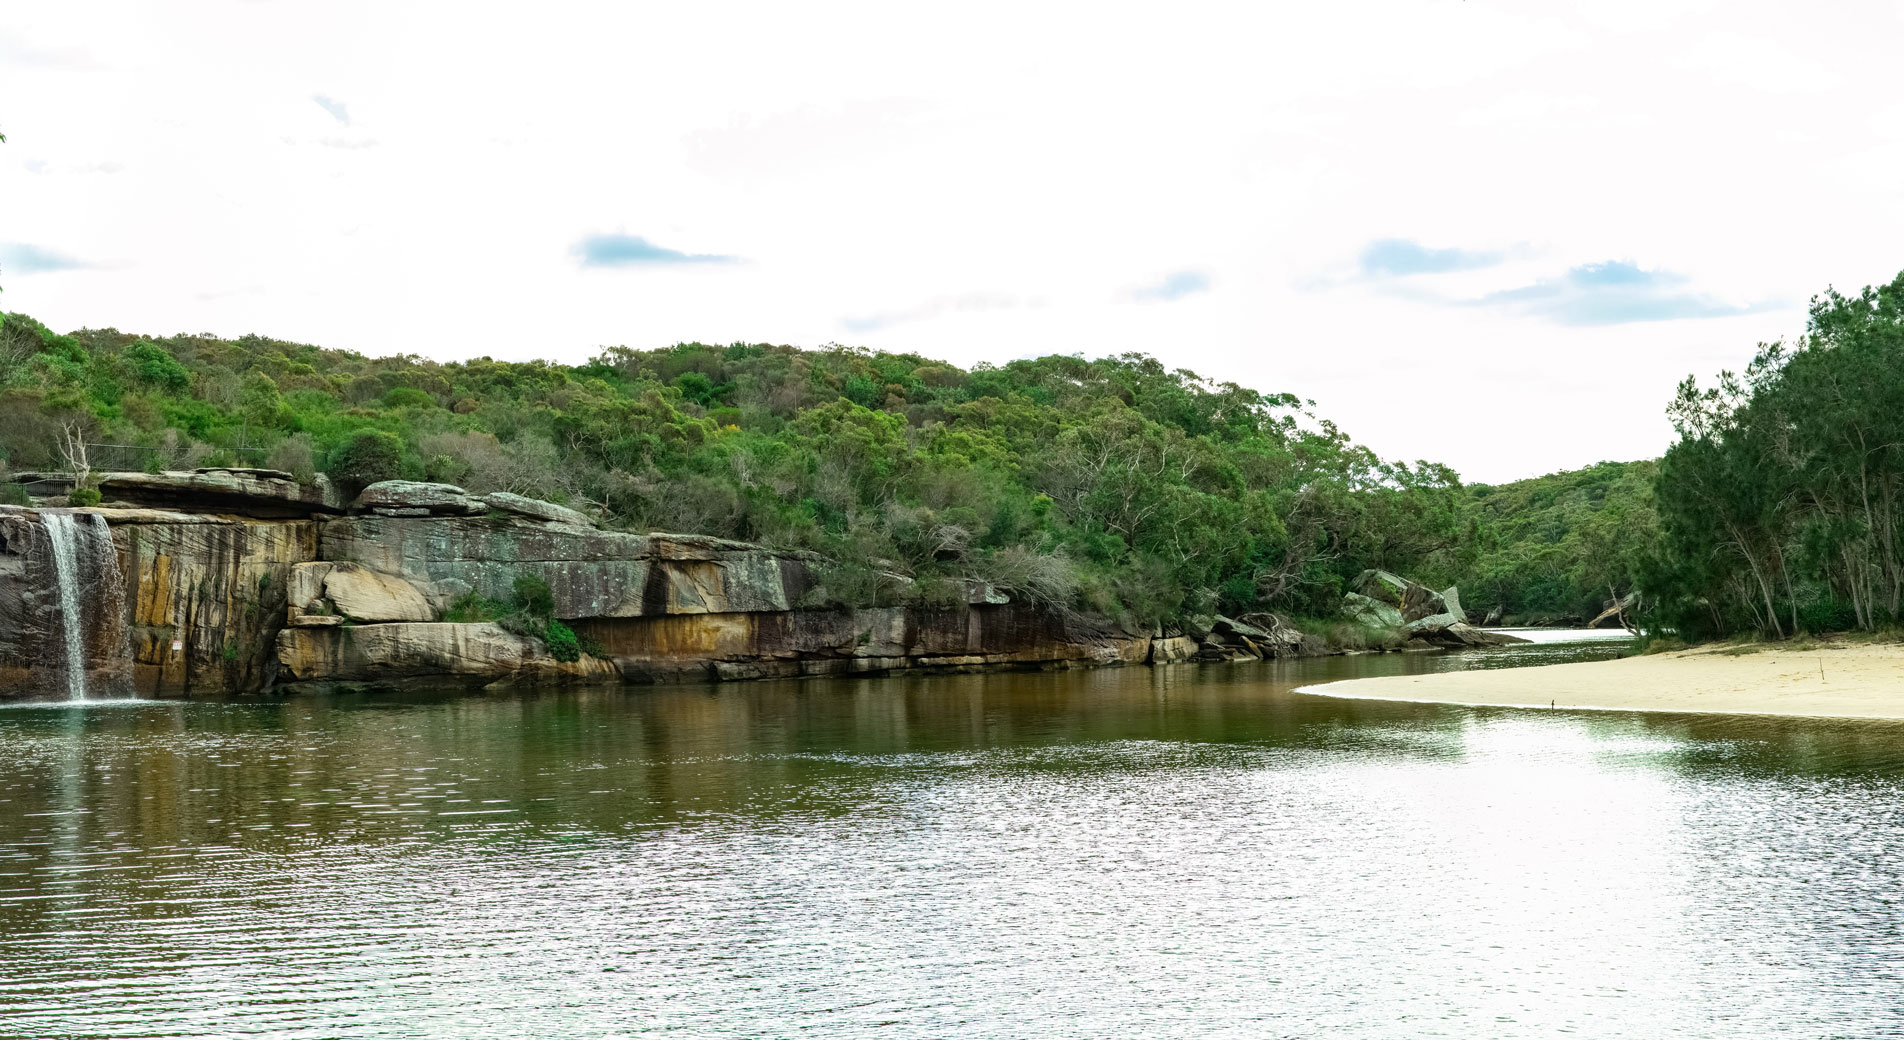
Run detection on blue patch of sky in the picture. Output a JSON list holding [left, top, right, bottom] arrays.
[[0, 242, 88, 273], [1359, 238, 1502, 277], [1129, 269, 1210, 302], [1477, 261, 1763, 326], [572, 234, 737, 267], [312, 95, 350, 126]]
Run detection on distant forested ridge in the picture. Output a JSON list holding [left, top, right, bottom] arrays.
[[1460, 460, 1658, 624], [0, 310, 1638, 628]]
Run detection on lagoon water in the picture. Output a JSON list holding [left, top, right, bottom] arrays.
[[3, 633, 1903, 1038]]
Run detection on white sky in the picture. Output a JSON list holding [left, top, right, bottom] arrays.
[[5, 0, 1904, 483]]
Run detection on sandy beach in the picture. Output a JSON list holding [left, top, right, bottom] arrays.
[[1302, 643, 1904, 719]]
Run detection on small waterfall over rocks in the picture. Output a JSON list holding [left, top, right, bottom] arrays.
[[37, 511, 131, 700], [44, 514, 92, 699]]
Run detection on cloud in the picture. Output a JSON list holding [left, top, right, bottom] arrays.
[[312, 95, 350, 126], [843, 292, 1023, 333], [571, 233, 738, 268], [1127, 269, 1211, 302], [0, 32, 96, 68], [0, 242, 90, 274], [1473, 261, 1768, 326], [1360, 238, 1503, 277]]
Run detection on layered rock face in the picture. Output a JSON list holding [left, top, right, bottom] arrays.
[[287, 484, 1149, 687], [110, 509, 317, 695], [3, 475, 1404, 698], [319, 515, 812, 619], [277, 623, 619, 688], [0, 508, 131, 696], [572, 604, 1150, 684]]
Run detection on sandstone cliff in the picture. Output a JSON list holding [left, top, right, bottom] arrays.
[[2, 476, 1341, 698]]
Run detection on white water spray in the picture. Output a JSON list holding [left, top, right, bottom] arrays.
[[43, 513, 92, 701]]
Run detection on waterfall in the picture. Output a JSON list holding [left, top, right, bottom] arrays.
[[40, 512, 130, 701], [43, 514, 91, 700]]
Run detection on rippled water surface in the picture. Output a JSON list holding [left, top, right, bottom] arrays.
[[5, 633, 1904, 1038]]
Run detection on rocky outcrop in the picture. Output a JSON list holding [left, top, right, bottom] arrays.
[[1150, 635, 1199, 662], [101, 468, 342, 518], [2, 470, 1453, 698], [109, 509, 317, 695], [352, 480, 486, 516], [1341, 592, 1404, 629], [287, 562, 434, 623], [1186, 612, 1326, 662], [320, 515, 815, 620], [0, 507, 132, 695], [1347, 568, 1501, 647], [483, 491, 596, 528], [568, 603, 1150, 684], [276, 622, 618, 689]]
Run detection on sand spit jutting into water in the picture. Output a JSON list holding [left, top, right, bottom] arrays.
[[1303, 643, 1904, 719]]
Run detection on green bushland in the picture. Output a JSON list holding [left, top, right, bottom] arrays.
[[1645, 271, 1904, 640], [1460, 460, 1658, 623], [0, 309, 1644, 630]]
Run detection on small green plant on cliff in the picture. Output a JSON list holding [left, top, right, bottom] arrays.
[[68, 486, 101, 507], [512, 574, 555, 618], [443, 591, 504, 623], [499, 574, 580, 660], [544, 619, 581, 663]]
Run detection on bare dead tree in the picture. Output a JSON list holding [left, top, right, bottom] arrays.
[[57, 423, 91, 484]]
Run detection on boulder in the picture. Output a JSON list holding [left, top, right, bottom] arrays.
[[1352, 569, 1411, 601], [1439, 585, 1468, 624], [321, 563, 434, 622], [286, 562, 334, 614], [96, 469, 342, 518], [1352, 569, 1467, 625], [1150, 628, 1195, 659], [275, 622, 618, 687], [1400, 584, 1449, 624], [1341, 592, 1403, 628], [962, 578, 1011, 605], [1236, 612, 1317, 657], [1182, 614, 1216, 641], [1405, 611, 1464, 635], [482, 491, 596, 528], [1212, 614, 1272, 642], [351, 481, 485, 516]]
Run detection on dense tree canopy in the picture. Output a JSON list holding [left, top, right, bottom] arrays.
[[0, 310, 1645, 628], [1646, 272, 1904, 638], [1460, 461, 1658, 623]]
